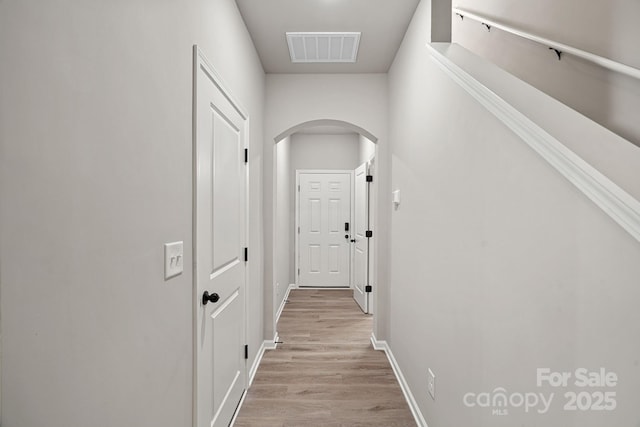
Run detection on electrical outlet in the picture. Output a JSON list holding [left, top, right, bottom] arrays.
[[428, 368, 436, 400]]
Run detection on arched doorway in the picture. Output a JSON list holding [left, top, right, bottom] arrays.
[[270, 119, 379, 342]]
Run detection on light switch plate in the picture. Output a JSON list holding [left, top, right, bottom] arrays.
[[392, 190, 401, 209], [428, 368, 436, 400], [164, 241, 184, 280]]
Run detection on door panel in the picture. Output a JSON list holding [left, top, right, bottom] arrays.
[[298, 172, 352, 287], [309, 245, 321, 272], [212, 110, 241, 272], [328, 199, 341, 232], [309, 199, 321, 232], [353, 163, 370, 313], [328, 245, 340, 272], [210, 291, 243, 424], [194, 49, 246, 427]]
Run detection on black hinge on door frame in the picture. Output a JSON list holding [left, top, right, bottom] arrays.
[[244, 344, 248, 359], [365, 285, 372, 293], [366, 175, 373, 182], [244, 148, 248, 163], [366, 230, 373, 238], [244, 247, 248, 262]]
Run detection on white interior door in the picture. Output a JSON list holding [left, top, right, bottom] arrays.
[[297, 171, 352, 287], [353, 163, 370, 313], [194, 47, 246, 427]]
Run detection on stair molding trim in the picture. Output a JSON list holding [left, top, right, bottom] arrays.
[[428, 42, 640, 244]]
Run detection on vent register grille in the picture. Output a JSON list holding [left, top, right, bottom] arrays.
[[286, 32, 361, 63]]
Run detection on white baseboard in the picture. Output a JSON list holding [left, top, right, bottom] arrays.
[[248, 341, 266, 386], [370, 334, 386, 351], [275, 284, 295, 323], [250, 333, 280, 387], [229, 389, 247, 427], [371, 333, 428, 427], [263, 333, 279, 350], [232, 334, 279, 426]]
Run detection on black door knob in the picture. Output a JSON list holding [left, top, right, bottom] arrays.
[[202, 290, 220, 305]]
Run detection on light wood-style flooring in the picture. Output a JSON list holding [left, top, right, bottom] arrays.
[[234, 289, 416, 427]]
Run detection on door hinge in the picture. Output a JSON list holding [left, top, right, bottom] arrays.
[[298, 226, 300, 234], [366, 230, 373, 238], [244, 247, 248, 262], [244, 148, 248, 163], [298, 268, 300, 276], [298, 185, 300, 192], [244, 344, 248, 359], [365, 285, 372, 293], [366, 175, 373, 182]]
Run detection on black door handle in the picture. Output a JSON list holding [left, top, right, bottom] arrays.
[[350, 239, 356, 243], [202, 290, 220, 305]]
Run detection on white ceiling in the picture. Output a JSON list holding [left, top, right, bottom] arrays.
[[235, 0, 421, 74]]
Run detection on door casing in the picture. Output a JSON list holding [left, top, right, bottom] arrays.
[[352, 161, 371, 313]]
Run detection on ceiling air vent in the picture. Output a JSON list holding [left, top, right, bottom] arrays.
[[286, 32, 361, 63]]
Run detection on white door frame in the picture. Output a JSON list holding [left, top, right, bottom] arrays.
[[352, 160, 374, 313], [295, 169, 355, 288], [192, 45, 250, 427], [367, 158, 376, 314]]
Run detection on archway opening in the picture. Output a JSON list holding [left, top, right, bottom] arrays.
[[271, 119, 379, 340], [274, 119, 378, 145]]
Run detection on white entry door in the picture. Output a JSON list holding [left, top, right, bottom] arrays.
[[297, 171, 353, 287], [194, 47, 246, 427], [352, 163, 370, 313]]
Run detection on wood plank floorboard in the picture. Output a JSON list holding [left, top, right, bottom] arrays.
[[234, 289, 416, 427]]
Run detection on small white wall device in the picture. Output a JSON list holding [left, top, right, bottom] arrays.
[[392, 189, 401, 209]]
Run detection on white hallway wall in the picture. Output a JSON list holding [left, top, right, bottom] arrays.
[[291, 133, 360, 172], [388, 1, 640, 427], [359, 134, 376, 165], [453, 0, 640, 146], [0, 0, 265, 426], [264, 74, 389, 340], [274, 136, 292, 315]]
